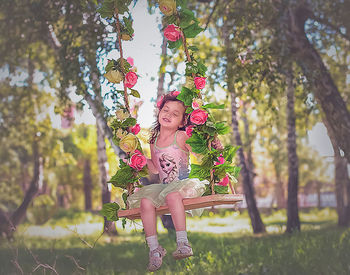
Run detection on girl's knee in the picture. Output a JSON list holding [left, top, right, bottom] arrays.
[[140, 198, 155, 210], [165, 192, 182, 204]]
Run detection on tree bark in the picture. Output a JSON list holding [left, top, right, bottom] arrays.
[[285, 68, 300, 233], [83, 159, 93, 211], [96, 122, 117, 235], [284, 3, 350, 163], [325, 118, 350, 226]]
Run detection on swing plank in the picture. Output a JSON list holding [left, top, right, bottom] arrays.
[[118, 194, 244, 220]]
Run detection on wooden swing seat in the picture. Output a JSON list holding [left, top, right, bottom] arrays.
[[118, 194, 244, 220]]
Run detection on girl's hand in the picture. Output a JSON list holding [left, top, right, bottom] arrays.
[[146, 158, 159, 174]]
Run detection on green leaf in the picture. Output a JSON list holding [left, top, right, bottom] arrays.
[[188, 46, 199, 52], [214, 185, 229, 194], [123, 16, 134, 35], [122, 192, 128, 206], [223, 145, 239, 163], [188, 164, 211, 181], [129, 89, 140, 98], [202, 103, 225, 109], [197, 60, 207, 75], [185, 62, 197, 75], [176, 0, 188, 9], [183, 23, 203, 38], [177, 87, 195, 106], [97, 0, 115, 19], [168, 39, 182, 49], [122, 217, 127, 229], [185, 106, 194, 114], [215, 122, 230, 135], [121, 117, 136, 127], [108, 166, 138, 189], [105, 60, 116, 73], [179, 9, 196, 29], [201, 125, 217, 136], [115, 0, 132, 14], [100, 202, 120, 221], [186, 132, 208, 154]]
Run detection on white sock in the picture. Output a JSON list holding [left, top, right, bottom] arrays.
[[146, 235, 159, 251], [176, 230, 188, 244]]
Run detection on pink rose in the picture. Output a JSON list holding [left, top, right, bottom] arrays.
[[125, 71, 138, 88], [192, 101, 200, 109], [214, 154, 225, 166], [185, 125, 194, 137], [194, 77, 206, 89], [126, 57, 134, 67], [172, 90, 180, 96], [129, 150, 147, 171], [164, 24, 181, 42], [130, 123, 140, 135], [157, 95, 164, 108], [190, 109, 208, 125], [218, 175, 230, 186]]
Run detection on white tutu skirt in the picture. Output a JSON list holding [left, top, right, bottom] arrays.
[[127, 178, 208, 216]]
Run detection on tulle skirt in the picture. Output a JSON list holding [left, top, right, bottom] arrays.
[[127, 178, 208, 216]]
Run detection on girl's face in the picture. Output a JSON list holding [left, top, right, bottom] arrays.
[[158, 101, 185, 130]]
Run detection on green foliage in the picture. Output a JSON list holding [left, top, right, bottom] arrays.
[[167, 39, 182, 49], [108, 165, 138, 189], [186, 132, 208, 154], [100, 202, 120, 221], [183, 23, 203, 38], [129, 89, 140, 98], [177, 86, 196, 106]]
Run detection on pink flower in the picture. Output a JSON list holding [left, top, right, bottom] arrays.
[[130, 123, 140, 135], [194, 77, 206, 89], [218, 175, 230, 186], [126, 57, 134, 67], [185, 125, 195, 137], [172, 90, 180, 96], [214, 154, 225, 166], [157, 95, 164, 108], [192, 101, 200, 109], [129, 150, 147, 171], [164, 24, 181, 41], [125, 71, 138, 88], [190, 109, 208, 125]]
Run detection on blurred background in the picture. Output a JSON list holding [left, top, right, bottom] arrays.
[[0, 0, 349, 274]]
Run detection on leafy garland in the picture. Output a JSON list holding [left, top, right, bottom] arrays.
[[97, 0, 240, 222]]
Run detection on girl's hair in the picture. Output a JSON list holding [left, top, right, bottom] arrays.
[[149, 93, 191, 144]]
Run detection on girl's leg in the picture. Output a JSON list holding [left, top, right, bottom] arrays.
[[165, 192, 186, 231], [140, 198, 157, 237], [141, 198, 166, 271], [166, 192, 193, 259]]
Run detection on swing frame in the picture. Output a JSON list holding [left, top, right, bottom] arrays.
[[118, 193, 244, 220]]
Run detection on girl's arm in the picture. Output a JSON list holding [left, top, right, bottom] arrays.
[[147, 144, 159, 174]]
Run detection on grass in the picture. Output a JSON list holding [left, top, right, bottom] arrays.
[[0, 208, 349, 274]]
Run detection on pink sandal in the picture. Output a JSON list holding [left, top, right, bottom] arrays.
[[172, 242, 193, 260], [148, 245, 167, 272]]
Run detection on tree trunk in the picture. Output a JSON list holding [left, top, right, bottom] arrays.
[[223, 5, 265, 234], [285, 68, 300, 233], [230, 91, 265, 233], [274, 166, 286, 209], [83, 159, 93, 211], [325, 118, 350, 226], [96, 122, 117, 235], [242, 102, 255, 180], [284, 3, 350, 163], [0, 140, 43, 238]]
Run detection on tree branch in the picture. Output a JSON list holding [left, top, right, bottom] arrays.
[[204, 0, 220, 31], [310, 14, 350, 42]]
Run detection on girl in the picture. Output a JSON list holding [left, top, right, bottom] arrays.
[[127, 92, 209, 271]]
